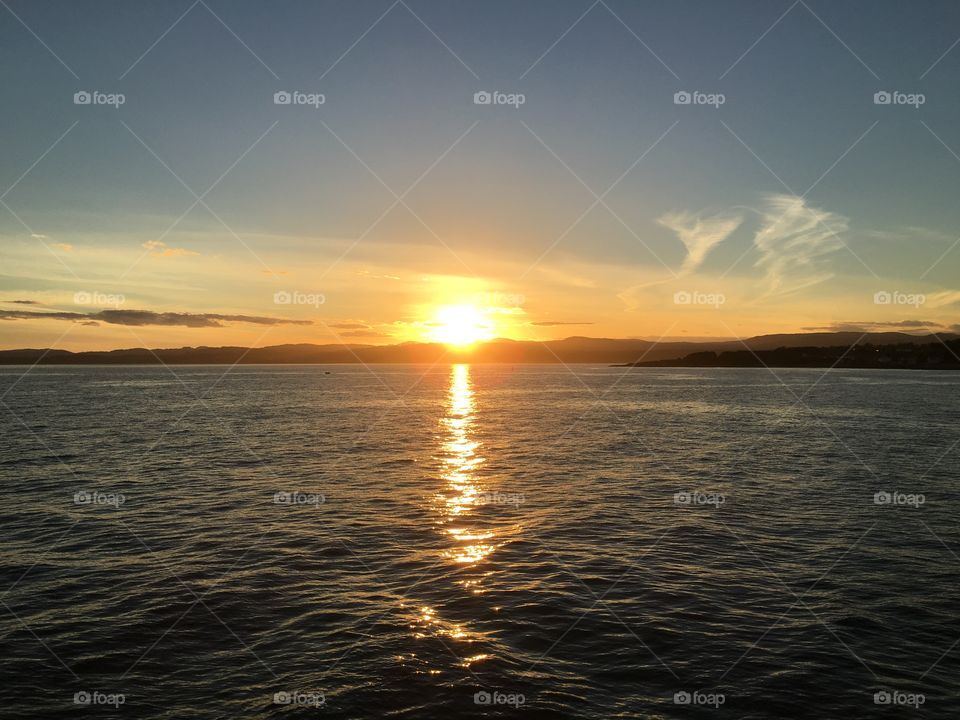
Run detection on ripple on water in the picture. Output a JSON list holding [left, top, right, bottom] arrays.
[[0, 365, 959, 718]]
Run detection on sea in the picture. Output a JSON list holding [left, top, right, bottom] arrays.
[[1, 364, 958, 718]]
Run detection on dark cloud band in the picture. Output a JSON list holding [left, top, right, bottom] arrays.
[[0, 309, 313, 328]]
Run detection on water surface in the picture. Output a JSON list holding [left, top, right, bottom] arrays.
[[1, 365, 958, 718]]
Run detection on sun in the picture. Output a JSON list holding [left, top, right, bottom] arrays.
[[428, 305, 495, 348]]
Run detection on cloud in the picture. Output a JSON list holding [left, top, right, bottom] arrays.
[[143, 240, 199, 258], [260, 269, 288, 276], [654, 194, 846, 295], [658, 210, 742, 273], [340, 330, 391, 338], [802, 320, 949, 333], [0, 309, 312, 327], [3, 299, 41, 305], [356, 269, 400, 281], [923, 290, 960, 309], [530, 321, 594, 326], [753, 194, 847, 296], [53, 243, 73, 251], [328, 322, 390, 336]]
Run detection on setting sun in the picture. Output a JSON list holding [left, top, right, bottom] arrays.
[[427, 305, 495, 347]]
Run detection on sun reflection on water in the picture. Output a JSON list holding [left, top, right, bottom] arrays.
[[436, 364, 496, 566], [404, 364, 504, 667]]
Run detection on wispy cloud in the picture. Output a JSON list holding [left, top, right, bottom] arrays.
[[0, 309, 311, 327], [142, 240, 199, 258], [658, 210, 742, 273], [753, 194, 847, 296], [356, 269, 400, 281], [340, 329, 391, 338], [803, 320, 948, 332], [530, 321, 594, 326], [923, 289, 960, 309], [329, 322, 391, 338], [3, 299, 41, 305]]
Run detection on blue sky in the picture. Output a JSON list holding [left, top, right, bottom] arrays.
[[2, 0, 960, 349]]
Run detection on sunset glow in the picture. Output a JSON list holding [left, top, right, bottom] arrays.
[[426, 305, 495, 348]]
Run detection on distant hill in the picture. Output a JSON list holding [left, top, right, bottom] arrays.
[[621, 338, 960, 370], [0, 332, 956, 365]]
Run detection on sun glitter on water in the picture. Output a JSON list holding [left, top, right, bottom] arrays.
[[427, 304, 494, 348]]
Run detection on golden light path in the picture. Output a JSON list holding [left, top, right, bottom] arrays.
[[407, 364, 497, 668], [438, 363, 495, 565]]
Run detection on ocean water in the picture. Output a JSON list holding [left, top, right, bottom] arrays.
[[1, 364, 959, 719]]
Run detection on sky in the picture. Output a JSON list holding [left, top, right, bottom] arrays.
[[2, 0, 960, 351]]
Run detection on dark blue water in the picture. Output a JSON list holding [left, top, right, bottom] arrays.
[[1, 365, 958, 718]]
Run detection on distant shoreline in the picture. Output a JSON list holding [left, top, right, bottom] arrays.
[[1, 332, 957, 366], [616, 341, 960, 371]]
